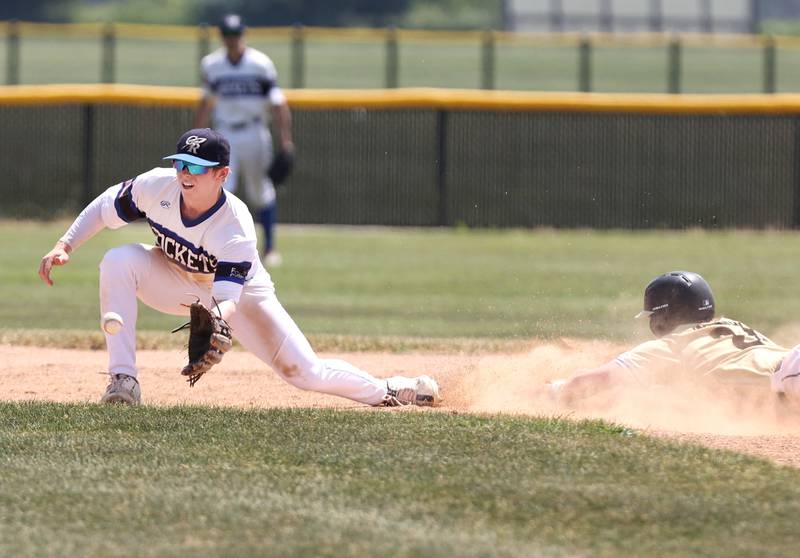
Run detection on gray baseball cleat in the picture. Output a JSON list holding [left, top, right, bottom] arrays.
[[383, 375, 440, 407], [100, 374, 141, 405]]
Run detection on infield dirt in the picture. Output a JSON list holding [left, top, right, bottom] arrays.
[[4, 341, 800, 467]]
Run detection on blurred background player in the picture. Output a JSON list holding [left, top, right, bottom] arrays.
[[194, 13, 293, 268], [547, 271, 800, 405]]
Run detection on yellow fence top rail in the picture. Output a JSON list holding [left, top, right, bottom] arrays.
[[289, 88, 800, 114], [0, 84, 200, 106], [4, 84, 800, 115]]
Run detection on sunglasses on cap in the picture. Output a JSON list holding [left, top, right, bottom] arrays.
[[173, 160, 212, 175]]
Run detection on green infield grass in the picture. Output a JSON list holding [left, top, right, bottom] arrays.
[[6, 34, 800, 92], [3, 221, 800, 347], [1, 402, 800, 558]]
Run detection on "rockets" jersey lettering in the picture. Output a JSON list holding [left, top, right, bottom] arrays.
[[148, 220, 217, 274]]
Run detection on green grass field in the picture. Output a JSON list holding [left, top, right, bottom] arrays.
[[2, 403, 800, 558], [6, 222, 800, 556], [6, 33, 800, 92], [4, 221, 800, 345]]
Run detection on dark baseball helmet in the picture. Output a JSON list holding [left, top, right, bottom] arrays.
[[637, 271, 715, 337], [220, 14, 245, 36]]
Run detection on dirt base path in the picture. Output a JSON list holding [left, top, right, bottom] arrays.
[[4, 342, 800, 468], [0, 345, 480, 409]]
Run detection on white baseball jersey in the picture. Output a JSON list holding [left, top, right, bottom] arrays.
[[611, 318, 789, 389], [61, 167, 264, 304], [201, 47, 286, 127], [58, 166, 393, 406]]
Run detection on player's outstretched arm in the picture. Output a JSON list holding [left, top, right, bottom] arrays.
[[215, 298, 237, 322], [547, 362, 617, 403], [38, 241, 72, 286]]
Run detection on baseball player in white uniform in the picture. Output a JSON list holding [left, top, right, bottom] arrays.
[[194, 14, 292, 268], [38, 128, 439, 407], [547, 271, 800, 405]]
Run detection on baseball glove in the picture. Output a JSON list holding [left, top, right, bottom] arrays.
[[267, 149, 294, 186], [171, 300, 232, 387]]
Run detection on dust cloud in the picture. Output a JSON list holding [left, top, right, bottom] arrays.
[[5, 343, 800, 466], [447, 338, 800, 437]]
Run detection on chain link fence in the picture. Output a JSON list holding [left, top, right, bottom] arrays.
[[1, 86, 798, 229]]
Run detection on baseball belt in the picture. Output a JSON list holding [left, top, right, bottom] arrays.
[[224, 117, 263, 131]]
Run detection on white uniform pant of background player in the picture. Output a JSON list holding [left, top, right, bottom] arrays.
[[98, 243, 386, 405], [219, 123, 276, 209]]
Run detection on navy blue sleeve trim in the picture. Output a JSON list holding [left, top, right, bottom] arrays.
[[214, 261, 252, 285], [114, 179, 145, 223], [260, 77, 275, 96]]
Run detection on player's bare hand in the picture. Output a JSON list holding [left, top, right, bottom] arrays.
[[39, 242, 71, 286], [537, 379, 570, 404]]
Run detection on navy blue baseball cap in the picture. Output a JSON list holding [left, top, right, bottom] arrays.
[[163, 128, 230, 167], [219, 14, 245, 36]]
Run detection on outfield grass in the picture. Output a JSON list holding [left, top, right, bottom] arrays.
[[4, 221, 800, 345], [7, 33, 800, 92], [1, 402, 799, 557]]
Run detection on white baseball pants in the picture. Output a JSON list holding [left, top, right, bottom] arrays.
[[219, 123, 276, 209], [98, 243, 388, 405], [772, 344, 800, 401]]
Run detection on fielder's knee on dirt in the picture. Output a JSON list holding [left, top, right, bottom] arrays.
[[271, 351, 386, 404], [280, 360, 330, 393], [268, 339, 324, 392]]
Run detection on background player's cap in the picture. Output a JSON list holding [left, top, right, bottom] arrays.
[[219, 14, 245, 36], [163, 128, 230, 167]]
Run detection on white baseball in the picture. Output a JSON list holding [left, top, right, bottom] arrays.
[[102, 312, 124, 335]]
